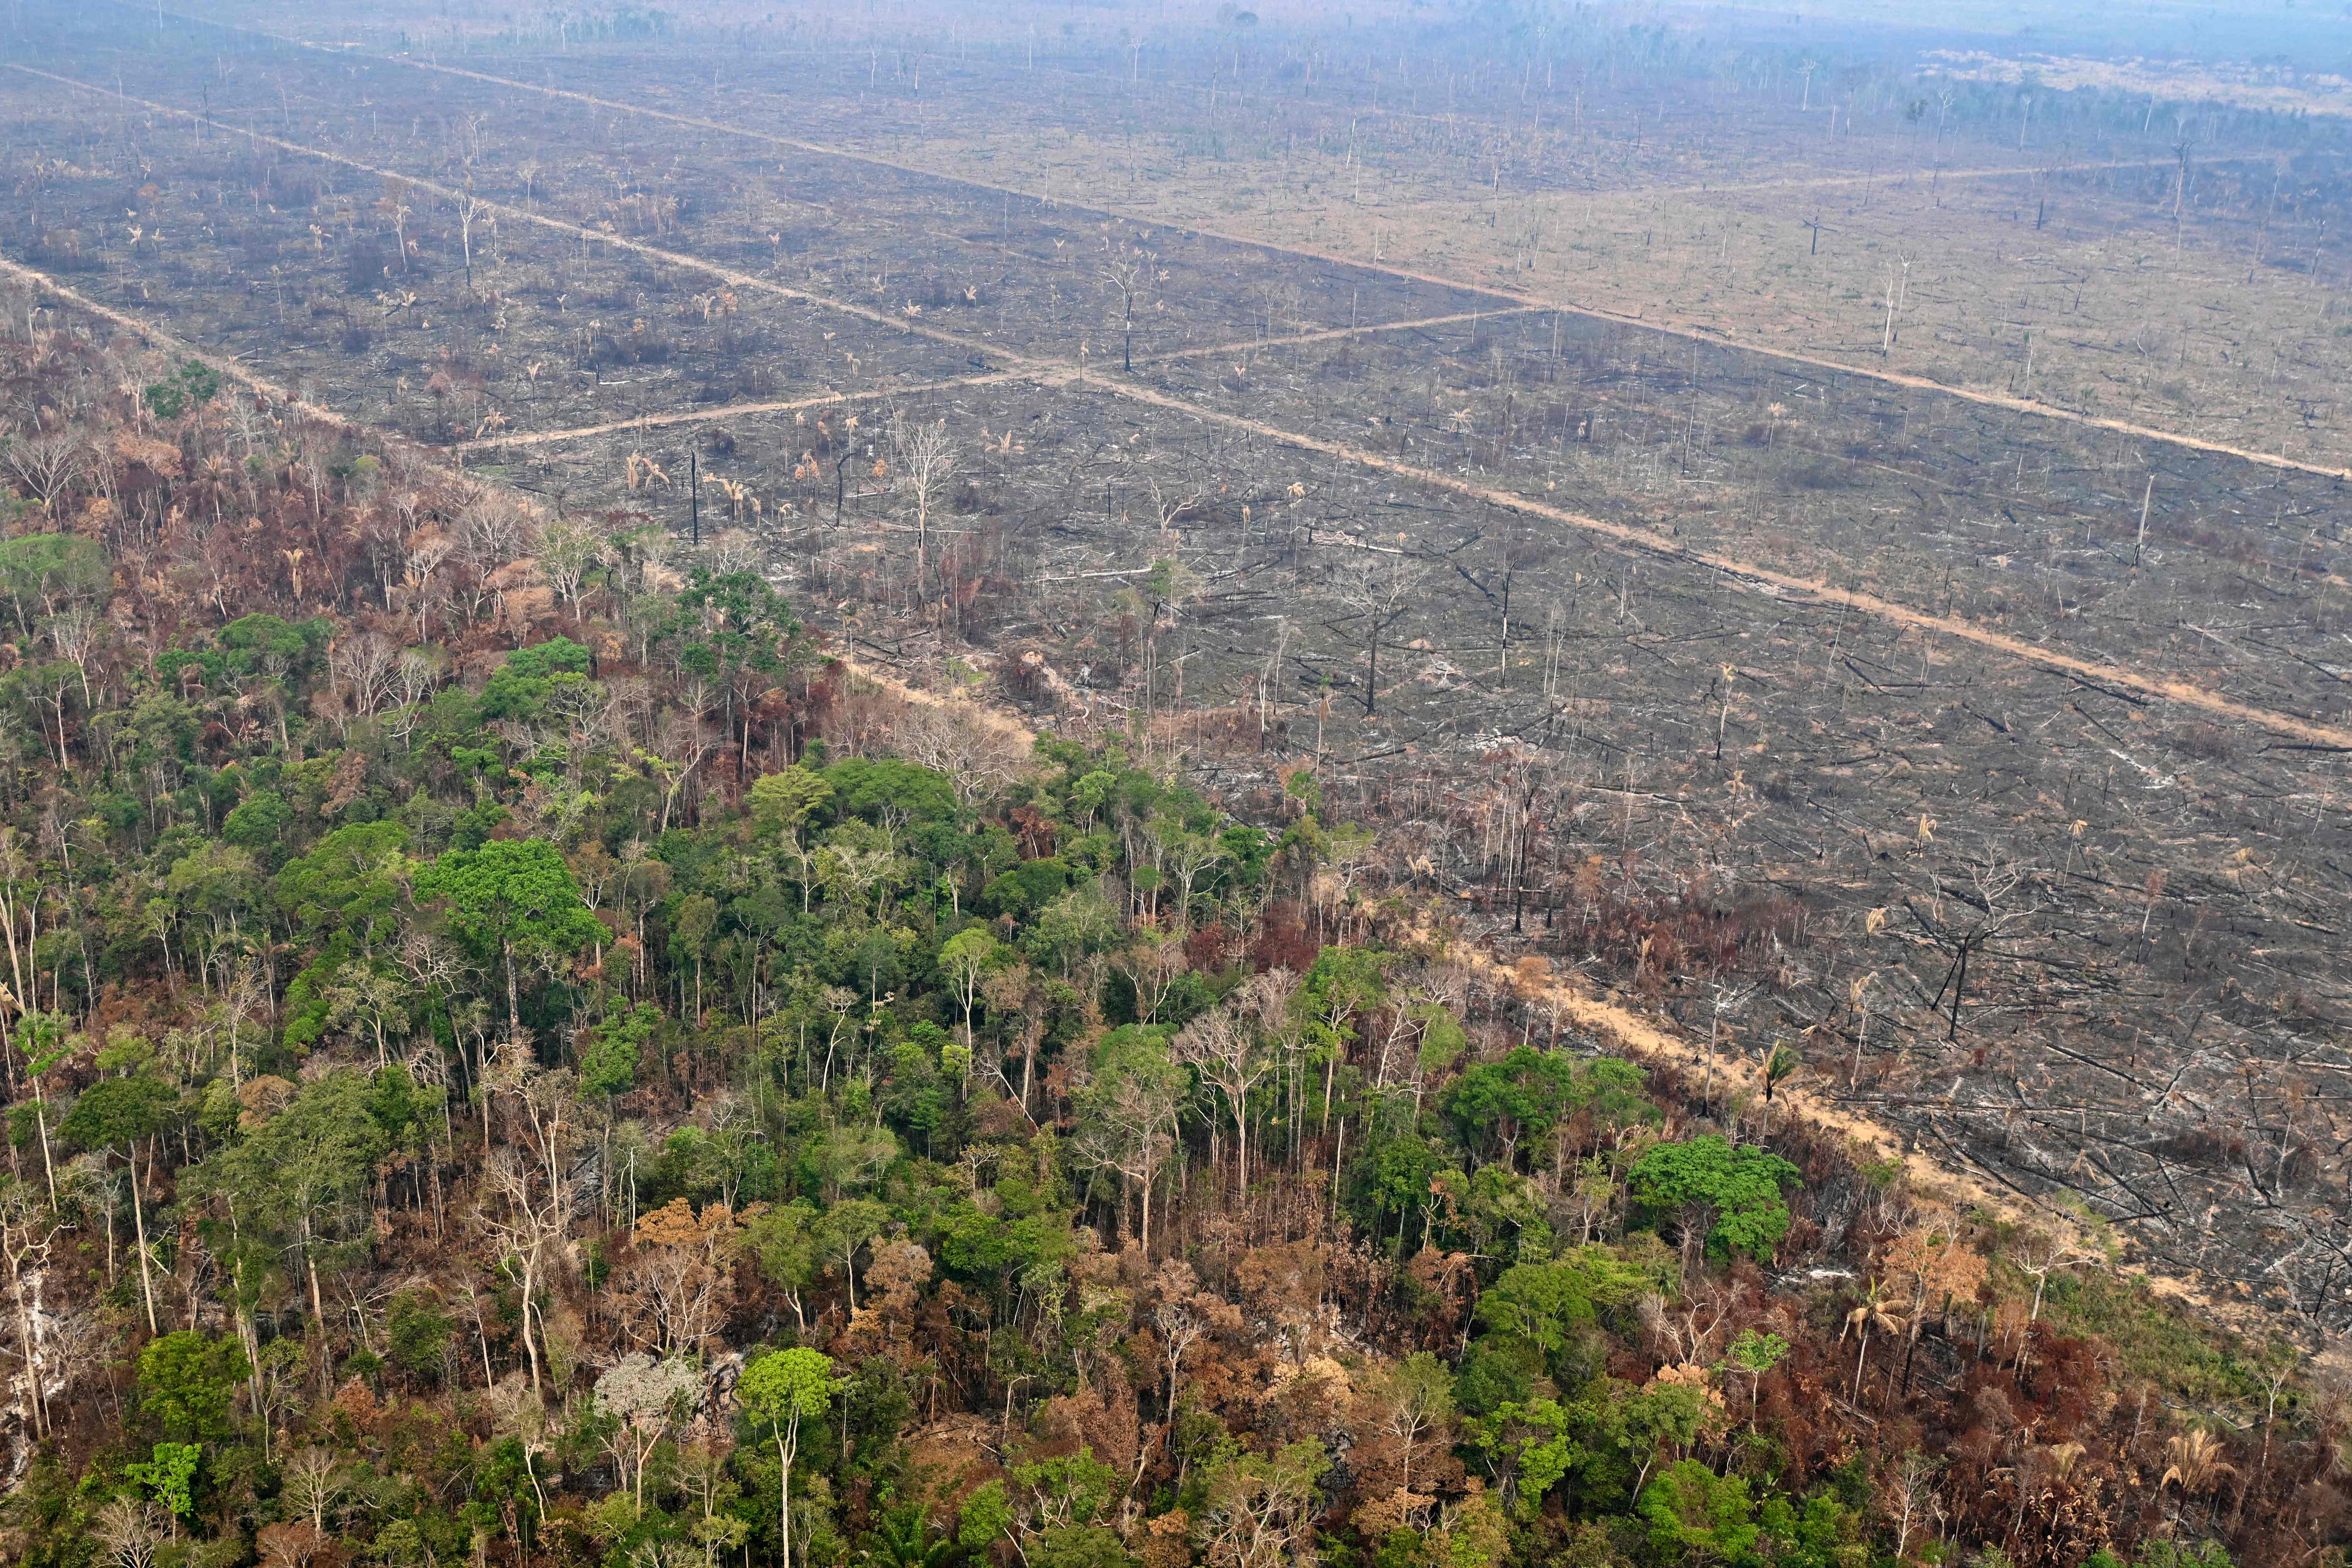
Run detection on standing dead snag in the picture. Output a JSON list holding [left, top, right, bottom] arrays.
[[1173, 972, 1289, 1197], [1714, 662, 1737, 761], [380, 176, 415, 274], [476, 1147, 572, 1397], [1100, 248, 1157, 373], [887, 409, 958, 607], [1905, 852, 2042, 1042], [1882, 1451, 1943, 1560], [1150, 1260, 1239, 1418], [0, 431, 86, 509], [0, 1183, 58, 1441], [2006, 1232, 2089, 1380], [1200, 1439, 1330, 1568], [1702, 981, 1754, 1117], [455, 190, 487, 287], [1342, 549, 1426, 719], [93, 1501, 166, 1568], [1879, 257, 1912, 356]]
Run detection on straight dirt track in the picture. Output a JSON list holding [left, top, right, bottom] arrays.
[[456, 309, 1538, 455]]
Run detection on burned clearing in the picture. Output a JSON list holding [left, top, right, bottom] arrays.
[[7, 1, 2352, 1332]]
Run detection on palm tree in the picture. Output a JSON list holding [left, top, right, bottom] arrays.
[[2159, 1425, 2239, 1534], [1757, 1041, 1803, 1141], [2161, 1427, 2236, 1499], [860, 1505, 969, 1568], [1843, 1278, 1908, 1404]]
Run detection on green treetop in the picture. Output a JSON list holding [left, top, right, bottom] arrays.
[[415, 837, 603, 1040], [738, 1346, 843, 1568]]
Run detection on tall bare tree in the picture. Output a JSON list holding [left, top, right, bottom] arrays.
[[887, 411, 958, 605], [455, 190, 489, 287], [1340, 551, 1426, 719], [2, 432, 86, 508], [476, 1146, 573, 1396], [1174, 971, 1292, 1195], [1100, 249, 1158, 373]]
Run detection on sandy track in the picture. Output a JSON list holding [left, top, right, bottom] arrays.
[[7, 66, 1049, 373], [1367, 152, 2230, 209], [1427, 933, 2344, 1371], [456, 308, 1535, 455], [1067, 366, 2352, 747], [1138, 307, 1541, 363], [848, 591, 2318, 1357], [0, 254, 356, 428], [453, 370, 1033, 454]]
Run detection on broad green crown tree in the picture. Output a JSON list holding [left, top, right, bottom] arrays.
[[415, 838, 603, 1042], [1626, 1135, 1801, 1266], [738, 1346, 841, 1568]]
